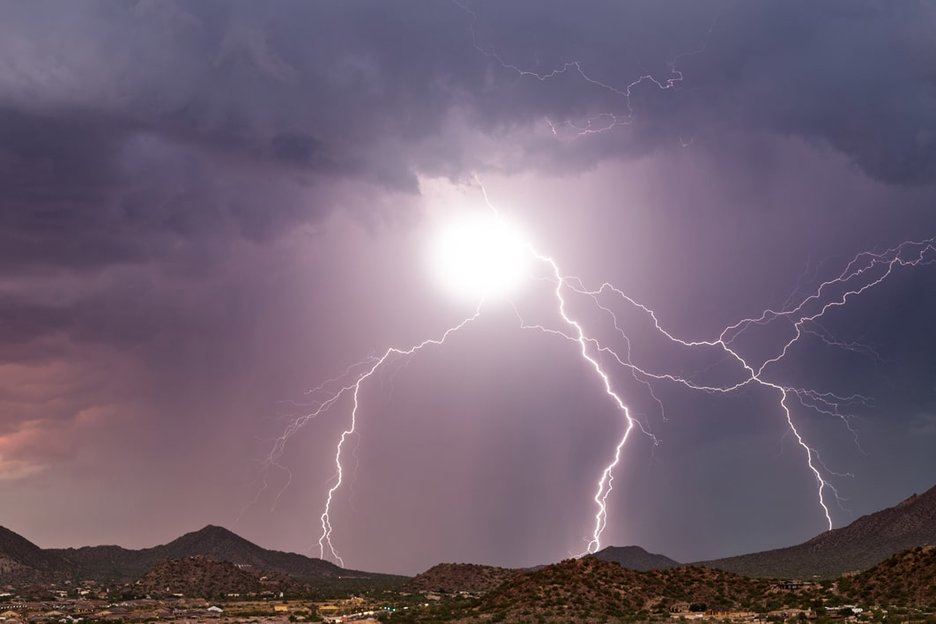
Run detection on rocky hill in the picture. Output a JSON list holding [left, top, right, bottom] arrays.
[[841, 545, 936, 608], [0, 526, 69, 584], [406, 563, 519, 595], [47, 525, 353, 582], [135, 555, 297, 599], [0, 524, 402, 587], [394, 547, 936, 622], [700, 484, 936, 578], [593, 545, 680, 571], [455, 557, 782, 622]]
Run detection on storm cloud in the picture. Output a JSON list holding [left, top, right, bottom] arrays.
[[0, 0, 934, 574]]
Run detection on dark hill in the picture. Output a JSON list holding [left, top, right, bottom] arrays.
[[0, 526, 45, 565], [593, 545, 680, 571], [0, 524, 401, 587], [842, 545, 936, 608], [135, 555, 297, 599], [53, 545, 152, 581], [460, 557, 780, 622], [151, 525, 351, 580], [397, 548, 936, 622], [0, 526, 69, 583], [47, 524, 365, 582], [699, 484, 936, 578], [406, 563, 519, 595]]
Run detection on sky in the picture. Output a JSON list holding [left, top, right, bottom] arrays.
[[1, 0, 935, 576]]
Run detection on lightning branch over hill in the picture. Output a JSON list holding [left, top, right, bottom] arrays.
[[256, 176, 935, 565], [253, 4, 935, 566]]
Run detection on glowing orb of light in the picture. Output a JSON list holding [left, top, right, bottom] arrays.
[[428, 212, 533, 303]]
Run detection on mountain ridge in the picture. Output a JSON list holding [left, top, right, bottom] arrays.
[[0, 524, 400, 586], [696, 484, 936, 578], [410, 547, 936, 622], [5, 481, 935, 587], [593, 545, 680, 571], [406, 563, 519, 595], [135, 555, 299, 598], [0, 525, 71, 581]]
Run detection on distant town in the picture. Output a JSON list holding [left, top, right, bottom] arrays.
[[1, 558, 934, 624]]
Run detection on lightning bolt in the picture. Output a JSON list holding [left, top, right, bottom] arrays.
[[452, 0, 717, 139], [553, 236, 936, 544], [534, 252, 641, 555], [483, 188, 933, 551], [308, 308, 483, 566], [232, 3, 935, 568], [258, 167, 934, 563]]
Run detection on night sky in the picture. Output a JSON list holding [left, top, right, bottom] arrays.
[[1, 1, 935, 576]]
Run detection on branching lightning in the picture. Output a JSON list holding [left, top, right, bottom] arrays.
[[452, 0, 716, 138], [249, 4, 936, 567], [511, 236, 934, 549], [534, 252, 640, 556], [254, 170, 934, 565], [316, 310, 483, 566]]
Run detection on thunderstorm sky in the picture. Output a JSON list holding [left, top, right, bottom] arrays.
[[1, 1, 936, 575]]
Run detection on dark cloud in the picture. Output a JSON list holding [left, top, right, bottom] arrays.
[[1, 1, 933, 276]]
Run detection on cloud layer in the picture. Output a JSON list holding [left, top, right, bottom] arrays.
[[0, 1, 934, 573]]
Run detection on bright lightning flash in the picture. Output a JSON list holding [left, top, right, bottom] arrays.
[[428, 212, 639, 556], [428, 212, 533, 303], [245, 4, 936, 568], [254, 186, 935, 568]]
